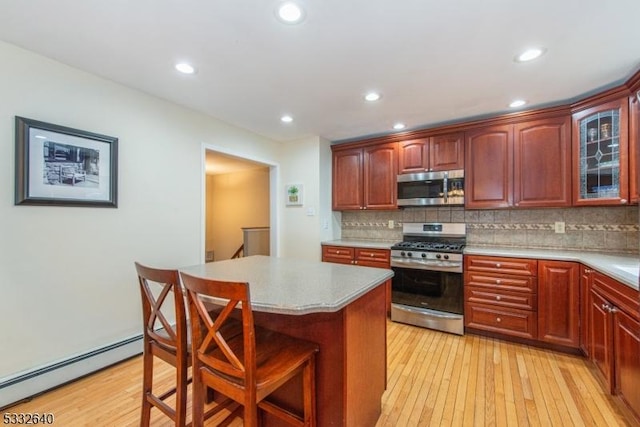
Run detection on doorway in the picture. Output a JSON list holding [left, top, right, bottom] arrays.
[[203, 148, 277, 262]]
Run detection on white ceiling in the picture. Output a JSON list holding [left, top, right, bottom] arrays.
[[1, 0, 639, 143]]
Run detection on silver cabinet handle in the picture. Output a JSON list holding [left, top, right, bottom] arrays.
[[496, 263, 502, 268], [496, 296, 502, 301], [620, 199, 628, 204], [496, 317, 502, 323]]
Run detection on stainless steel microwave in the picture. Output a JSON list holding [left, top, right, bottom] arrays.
[[397, 169, 464, 206]]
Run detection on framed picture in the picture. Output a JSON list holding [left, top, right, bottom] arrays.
[[285, 184, 303, 206], [15, 117, 118, 207]]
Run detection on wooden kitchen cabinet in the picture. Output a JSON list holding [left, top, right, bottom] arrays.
[[332, 142, 397, 210], [537, 260, 580, 348], [398, 133, 464, 174], [322, 245, 390, 268], [464, 255, 538, 339], [513, 117, 572, 207], [465, 125, 513, 209], [572, 98, 630, 206], [465, 117, 572, 209], [589, 270, 640, 421]]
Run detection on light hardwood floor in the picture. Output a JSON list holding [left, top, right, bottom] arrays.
[[5, 321, 636, 426]]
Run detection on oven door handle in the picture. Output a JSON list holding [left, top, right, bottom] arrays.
[[390, 259, 463, 273]]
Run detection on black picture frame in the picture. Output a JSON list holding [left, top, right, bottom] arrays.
[[15, 116, 118, 207]]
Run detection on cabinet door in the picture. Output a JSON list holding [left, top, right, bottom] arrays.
[[429, 133, 464, 171], [332, 148, 363, 210], [580, 266, 592, 356], [465, 125, 513, 209], [398, 139, 428, 174], [538, 261, 580, 348], [590, 289, 614, 392], [614, 308, 640, 420], [363, 143, 397, 209], [513, 117, 572, 208], [572, 98, 629, 206], [630, 95, 639, 204]]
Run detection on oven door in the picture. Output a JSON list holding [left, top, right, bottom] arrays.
[[391, 267, 463, 315], [390, 266, 464, 335]]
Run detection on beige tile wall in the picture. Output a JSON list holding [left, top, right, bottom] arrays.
[[341, 206, 640, 254]]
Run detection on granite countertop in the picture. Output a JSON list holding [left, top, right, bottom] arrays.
[[179, 255, 394, 315], [465, 246, 639, 290], [322, 239, 396, 249], [321, 239, 639, 290]]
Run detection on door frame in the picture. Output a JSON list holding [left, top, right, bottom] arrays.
[[201, 143, 280, 261]]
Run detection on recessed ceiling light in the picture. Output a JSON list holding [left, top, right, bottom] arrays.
[[393, 123, 406, 130], [277, 2, 305, 24], [509, 99, 527, 108], [515, 48, 546, 63], [365, 92, 381, 102], [281, 115, 293, 123], [175, 62, 196, 74]]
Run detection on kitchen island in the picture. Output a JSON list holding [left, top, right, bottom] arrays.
[[180, 255, 394, 427]]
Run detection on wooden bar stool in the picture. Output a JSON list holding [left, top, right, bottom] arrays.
[[135, 262, 191, 427], [180, 272, 320, 427]]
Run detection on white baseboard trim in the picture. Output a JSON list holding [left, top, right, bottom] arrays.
[[0, 334, 143, 410]]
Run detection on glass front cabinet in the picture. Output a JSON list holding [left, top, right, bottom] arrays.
[[572, 98, 629, 205]]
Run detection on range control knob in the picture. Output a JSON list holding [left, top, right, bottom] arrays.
[[444, 254, 449, 260], [436, 254, 442, 259], [407, 252, 413, 257], [400, 251, 406, 257], [421, 253, 427, 258]]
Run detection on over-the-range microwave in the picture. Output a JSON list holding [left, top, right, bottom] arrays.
[[397, 169, 464, 207]]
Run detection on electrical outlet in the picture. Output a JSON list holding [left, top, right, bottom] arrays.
[[554, 221, 565, 234], [388, 220, 395, 229]]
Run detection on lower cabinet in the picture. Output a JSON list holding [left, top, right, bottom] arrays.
[[464, 256, 580, 349], [589, 270, 640, 421], [537, 260, 580, 347]]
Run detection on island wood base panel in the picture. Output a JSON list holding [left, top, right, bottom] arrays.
[[252, 281, 388, 427]]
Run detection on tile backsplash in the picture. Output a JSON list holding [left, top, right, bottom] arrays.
[[340, 206, 640, 254]]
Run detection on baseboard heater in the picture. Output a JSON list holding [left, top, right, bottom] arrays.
[[0, 334, 143, 410]]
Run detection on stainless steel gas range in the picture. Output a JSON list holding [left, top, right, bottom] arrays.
[[390, 222, 466, 335]]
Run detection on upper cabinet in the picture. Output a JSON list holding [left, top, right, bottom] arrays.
[[398, 133, 464, 174], [465, 125, 513, 209], [572, 98, 629, 206], [465, 116, 571, 209], [513, 116, 572, 208], [332, 142, 397, 211]]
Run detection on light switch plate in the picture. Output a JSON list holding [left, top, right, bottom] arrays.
[[554, 221, 565, 234], [388, 220, 395, 229]]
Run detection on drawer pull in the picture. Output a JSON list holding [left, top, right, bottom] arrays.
[[496, 317, 502, 323], [336, 250, 341, 254], [370, 253, 374, 257], [496, 279, 501, 284], [496, 296, 501, 301], [496, 263, 502, 268]]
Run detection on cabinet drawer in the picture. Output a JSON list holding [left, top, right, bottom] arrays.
[[355, 248, 390, 265], [465, 272, 537, 293], [322, 246, 354, 264], [465, 285, 537, 311], [465, 303, 537, 339], [465, 255, 537, 276]]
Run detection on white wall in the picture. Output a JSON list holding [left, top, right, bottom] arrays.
[[278, 136, 339, 260], [0, 41, 284, 381]]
